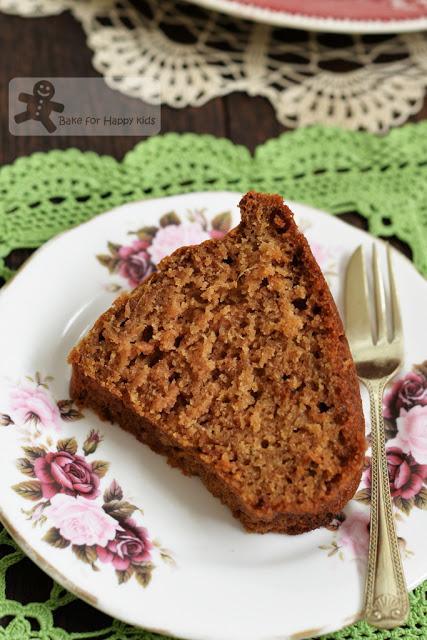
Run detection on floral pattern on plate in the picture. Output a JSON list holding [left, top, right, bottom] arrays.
[[320, 509, 414, 565], [97, 208, 232, 289], [320, 360, 427, 566], [356, 360, 427, 515], [2, 373, 174, 588], [0, 372, 83, 436]]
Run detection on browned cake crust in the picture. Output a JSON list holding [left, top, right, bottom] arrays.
[[69, 192, 366, 534]]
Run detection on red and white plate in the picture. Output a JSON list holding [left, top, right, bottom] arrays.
[[186, 0, 427, 32]]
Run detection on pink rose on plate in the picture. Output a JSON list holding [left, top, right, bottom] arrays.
[[10, 386, 60, 431], [45, 494, 119, 547], [96, 518, 152, 570], [338, 511, 370, 559], [388, 405, 427, 465], [148, 222, 210, 264], [387, 448, 427, 499], [209, 229, 226, 240], [364, 446, 427, 500], [34, 451, 100, 500], [383, 371, 427, 420], [117, 239, 153, 288]]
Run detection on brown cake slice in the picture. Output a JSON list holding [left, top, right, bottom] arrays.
[[69, 192, 365, 534]]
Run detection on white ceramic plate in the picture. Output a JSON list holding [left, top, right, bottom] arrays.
[[1, 192, 427, 640], [184, 0, 427, 33]]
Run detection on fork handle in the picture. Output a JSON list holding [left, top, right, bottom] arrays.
[[363, 378, 410, 629]]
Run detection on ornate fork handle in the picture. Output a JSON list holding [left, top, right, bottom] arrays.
[[363, 377, 410, 629]]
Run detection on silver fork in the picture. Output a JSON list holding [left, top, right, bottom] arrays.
[[345, 244, 409, 629]]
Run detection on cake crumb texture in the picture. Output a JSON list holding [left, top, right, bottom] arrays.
[[69, 192, 365, 534]]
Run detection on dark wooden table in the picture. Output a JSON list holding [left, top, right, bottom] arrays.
[[0, 7, 423, 635], [0, 10, 285, 166]]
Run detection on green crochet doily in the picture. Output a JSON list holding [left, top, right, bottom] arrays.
[[1, 125, 427, 640]]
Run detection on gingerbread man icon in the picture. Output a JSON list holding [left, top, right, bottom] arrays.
[[14, 80, 64, 133]]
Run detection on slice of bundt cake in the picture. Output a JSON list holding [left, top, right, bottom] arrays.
[[69, 192, 365, 534]]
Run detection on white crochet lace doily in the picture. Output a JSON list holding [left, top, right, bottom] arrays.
[[2, 0, 427, 132]]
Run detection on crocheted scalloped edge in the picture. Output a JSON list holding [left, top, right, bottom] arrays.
[[1, 126, 426, 284]]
